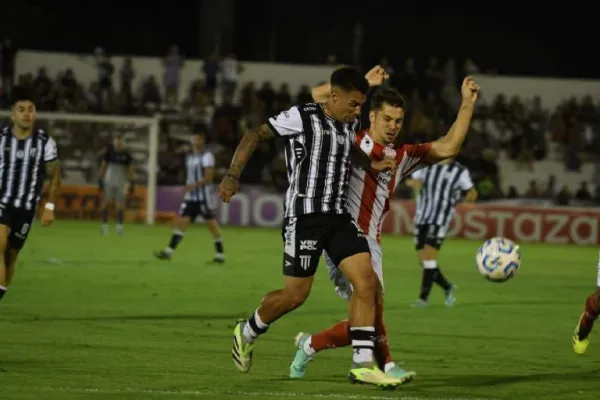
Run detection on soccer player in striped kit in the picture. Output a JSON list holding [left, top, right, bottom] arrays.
[[289, 77, 480, 381], [0, 86, 61, 301], [154, 130, 224, 263], [408, 159, 477, 307]]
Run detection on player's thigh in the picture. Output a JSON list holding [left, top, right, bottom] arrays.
[[366, 236, 384, 293], [415, 224, 442, 260], [281, 215, 326, 278], [199, 200, 216, 221], [178, 201, 199, 221], [327, 216, 374, 290], [103, 186, 117, 202], [113, 188, 126, 207], [0, 206, 9, 253], [7, 209, 34, 251]]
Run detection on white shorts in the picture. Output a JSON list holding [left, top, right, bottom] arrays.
[[324, 235, 383, 301]]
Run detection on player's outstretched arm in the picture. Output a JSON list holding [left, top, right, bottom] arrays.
[[427, 77, 480, 163], [311, 65, 389, 102]]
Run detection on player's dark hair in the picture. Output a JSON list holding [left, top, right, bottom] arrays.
[[370, 87, 405, 111], [330, 67, 369, 95], [11, 85, 35, 107]]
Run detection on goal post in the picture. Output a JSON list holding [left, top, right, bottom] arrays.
[[0, 110, 161, 224]]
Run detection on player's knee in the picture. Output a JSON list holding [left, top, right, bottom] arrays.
[[350, 268, 377, 299]]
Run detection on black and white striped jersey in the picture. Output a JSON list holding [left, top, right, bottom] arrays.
[[183, 151, 215, 205], [411, 161, 474, 230], [267, 103, 363, 218], [0, 127, 57, 210]]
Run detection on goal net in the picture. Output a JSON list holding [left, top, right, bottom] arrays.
[[0, 111, 160, 224]]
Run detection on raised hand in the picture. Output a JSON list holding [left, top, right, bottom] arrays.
[[365, 65, 389, 87], [461, 76, 480, 105]]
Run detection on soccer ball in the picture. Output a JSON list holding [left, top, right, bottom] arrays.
[[476, 237, 521, 282]]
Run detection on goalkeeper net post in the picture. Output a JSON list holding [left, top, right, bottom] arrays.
[[0, 110, 161, 225]]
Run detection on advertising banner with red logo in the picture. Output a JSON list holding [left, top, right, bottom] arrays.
[[153, 186, 600, 245]]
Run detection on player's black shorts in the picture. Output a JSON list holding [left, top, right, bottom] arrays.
[[414, 224, 446, 250], [178, 200, 215, 220], [0, 203, 36, 250], [281, 213, 371, 278]]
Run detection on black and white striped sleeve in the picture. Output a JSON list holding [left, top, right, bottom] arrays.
[[43, 137, 58, 162], [267, 106, 303, 137]]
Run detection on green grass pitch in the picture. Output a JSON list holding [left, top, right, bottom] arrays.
[[2, 221, 600, 400]]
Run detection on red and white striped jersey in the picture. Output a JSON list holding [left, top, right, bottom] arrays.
[[347, 130, 432, 242]]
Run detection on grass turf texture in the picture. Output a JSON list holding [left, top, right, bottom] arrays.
[[2, 221, 600, 400]]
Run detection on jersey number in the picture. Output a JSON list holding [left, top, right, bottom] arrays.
[[21, 224, 30, 235]]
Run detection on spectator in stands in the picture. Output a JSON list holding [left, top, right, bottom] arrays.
[[275, 84, 292, 113], [221, 52, 241, 104], [94, 47, 114, 99], [296, 85, 313, 103], [1, 38, 16, 96], [556, 185, 571, 206], [203, 53, 219, 104], [524, 180, 541, 198], [257, 82, 276, 116], [543, 175, 556, 198], [140, 76, 162, 114], [163, 45, 184, 101], [575, 181, 592, 201], [120, 57, 135, 93]]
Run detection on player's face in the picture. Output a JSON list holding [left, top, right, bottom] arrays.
[[330, 89, 365, 123], [191, 134, 205, 150], [11, 100, 36, 130], [369, 103, 404, 145]]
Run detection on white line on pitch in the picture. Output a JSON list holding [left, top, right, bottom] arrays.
[[20, 386, 494, 400]]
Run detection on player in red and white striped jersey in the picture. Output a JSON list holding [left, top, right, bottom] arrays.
[[289, 77, 480, 382]]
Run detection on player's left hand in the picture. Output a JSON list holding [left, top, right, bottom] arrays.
[[365, 65, 389, 87], [41, 208, 55, 227], [183, 184, 195, 192], [219, 175, 239, 203]]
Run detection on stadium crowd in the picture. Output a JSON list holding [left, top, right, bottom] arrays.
[[1, 48, 600, 206]]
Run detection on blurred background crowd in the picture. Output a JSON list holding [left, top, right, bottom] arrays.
[[2, 34, 600, 208]]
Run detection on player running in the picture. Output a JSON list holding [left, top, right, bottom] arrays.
[[407, 159, 477, 307], [289, 77, 480, 381], [154, 130, 225, 263], [99, 134, 134, 235], [572, 264, 600, 354], [221, 66, 405, 389], [0, 86, 61, 301]]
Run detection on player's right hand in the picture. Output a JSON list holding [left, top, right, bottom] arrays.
[[365, 65, 389, 87], [461, 76, 480, 105], [370, 159, 396, 173], [219, 175, 239, 203]]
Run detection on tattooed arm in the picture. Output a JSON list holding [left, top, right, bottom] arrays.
[[226, 124, 275, 179], [220, 106, 303, 203], [44, 159, 62, 205]]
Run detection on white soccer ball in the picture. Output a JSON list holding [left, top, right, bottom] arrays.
[[476, 237, 521, 283]]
